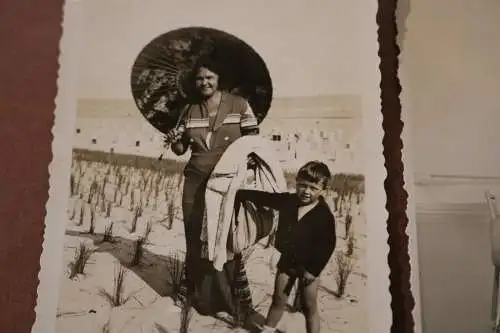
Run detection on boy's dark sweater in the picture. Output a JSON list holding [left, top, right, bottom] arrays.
[[234, 189, 336, 277]]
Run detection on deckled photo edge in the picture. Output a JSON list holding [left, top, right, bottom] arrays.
[[359, 6, 392, 331], [33, 1, 82, 333]]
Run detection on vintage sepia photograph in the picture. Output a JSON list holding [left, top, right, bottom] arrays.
[[32, 1, 388, 333]]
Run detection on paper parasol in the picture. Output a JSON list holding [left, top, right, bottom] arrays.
[[130, 26, 273, 135]]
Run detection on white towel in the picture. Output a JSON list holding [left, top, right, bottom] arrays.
[[202, 135, 287, 271]]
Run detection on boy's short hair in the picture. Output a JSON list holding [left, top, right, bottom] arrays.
[[296, 160, 332, 188]]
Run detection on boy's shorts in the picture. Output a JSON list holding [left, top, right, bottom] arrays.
[[276, 254, 305, 296], [276, 254, 302, 277]]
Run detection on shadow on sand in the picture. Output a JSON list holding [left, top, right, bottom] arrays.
[[65, 229, 267, 333]]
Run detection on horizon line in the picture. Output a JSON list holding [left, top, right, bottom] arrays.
[[76, 93, 362, 101]]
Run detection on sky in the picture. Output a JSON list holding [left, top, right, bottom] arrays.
[[72, 0, 371, 99]]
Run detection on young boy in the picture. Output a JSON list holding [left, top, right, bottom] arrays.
[[234, 160, 337, 333]]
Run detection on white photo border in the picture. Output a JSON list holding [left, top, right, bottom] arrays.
[[32, 1, 390, 332]]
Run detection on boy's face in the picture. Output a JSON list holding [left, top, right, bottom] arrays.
[[295, 178, 325, 205]]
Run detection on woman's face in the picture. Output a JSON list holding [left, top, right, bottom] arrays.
[[195, 67, 219, 98]]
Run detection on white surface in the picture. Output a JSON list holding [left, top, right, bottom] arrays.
[[402, 0, 500, 332]]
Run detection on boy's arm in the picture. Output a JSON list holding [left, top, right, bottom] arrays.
[[234, 189, 288, 210], [304, 217, 337, 277]]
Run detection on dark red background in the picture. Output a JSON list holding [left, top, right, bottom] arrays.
[[0, 0, 412, 332]]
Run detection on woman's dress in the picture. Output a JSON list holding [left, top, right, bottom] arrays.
[[174, 91, 259, 317]]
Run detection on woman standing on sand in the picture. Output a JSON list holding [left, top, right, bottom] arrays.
[[166, 55, 260, 323]]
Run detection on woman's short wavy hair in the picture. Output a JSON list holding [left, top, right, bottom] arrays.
[[190, 53, 230, 92]]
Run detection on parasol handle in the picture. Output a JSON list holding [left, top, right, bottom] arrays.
[[161, 105, 190, 154], [174, 106, 188, 128]]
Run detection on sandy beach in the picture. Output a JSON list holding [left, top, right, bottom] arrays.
[[53, 153, 368, 333]]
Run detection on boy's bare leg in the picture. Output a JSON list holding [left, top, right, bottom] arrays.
[[300, 277, 321, 333], [263, 271, 292, 329]]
